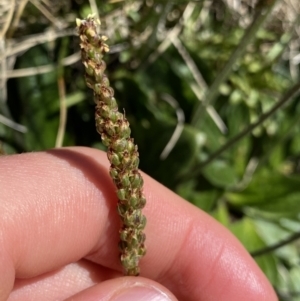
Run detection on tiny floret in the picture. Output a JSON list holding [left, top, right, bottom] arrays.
[[76, 18, 81, 27]]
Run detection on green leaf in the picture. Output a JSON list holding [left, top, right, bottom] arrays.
[[177, 181, 219, 212], [137, 119, 204, 189], [200, 111, 225, 151], [212, 202, 230, 227], [16, 46, 59, 151], [202, 160, 238, 188], [279, 218, 300, 232], [289, 266, 300, 297], [50, 92, 85, 112], [253, 220, 299, 264], [226, 170, 300, 207], [230, 218, 278, 285], [248, 192, 300, 219], [190, 190, 219, 212], [226, 104, 251, 175]]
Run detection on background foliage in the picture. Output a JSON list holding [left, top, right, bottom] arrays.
[[1, 0, 300, 299]]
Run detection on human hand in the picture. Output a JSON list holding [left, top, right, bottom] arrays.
[[0, 147, 277, 301]]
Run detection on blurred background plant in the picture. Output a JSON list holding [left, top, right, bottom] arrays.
[[1, 0, 300, 299]]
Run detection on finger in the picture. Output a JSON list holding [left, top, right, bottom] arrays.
[[0, 147, 277, 301], [9, 261, 175, 301], [0, 147, 119, 300], [8, 261, 120, 301], [135, 175, 278, 301], [64, 277, 178, 301]]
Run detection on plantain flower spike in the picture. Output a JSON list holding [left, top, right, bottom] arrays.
[[77, 16, 146, 276]]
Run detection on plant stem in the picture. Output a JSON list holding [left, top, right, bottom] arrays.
[[251, 230, 300, 257]]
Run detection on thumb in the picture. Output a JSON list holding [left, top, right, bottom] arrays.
[[65, 276, 178, 301]]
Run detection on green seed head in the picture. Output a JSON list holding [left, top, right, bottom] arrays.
[[120, 173, 130, 187], [117, 188, 127, 201], [109, 167, 118, 179], [111, 138, 128, 152], [101, 75, 110, 87], [100, 133, 110, 147], [129, 193, 139, 208], [131, 172, 143, 188], [77, 16, 146, 276], [108, 151, 121, 166]]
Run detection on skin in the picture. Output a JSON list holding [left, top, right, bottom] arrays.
[[0, 147, 278, 301]]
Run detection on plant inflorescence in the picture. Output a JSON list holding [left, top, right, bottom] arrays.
[[76, 15, 146, 276]]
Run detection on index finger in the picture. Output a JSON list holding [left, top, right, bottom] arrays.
[[0, 147, 277, 301]]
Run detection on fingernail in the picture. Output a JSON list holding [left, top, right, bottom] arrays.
[[111, 284, 173, 301]]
